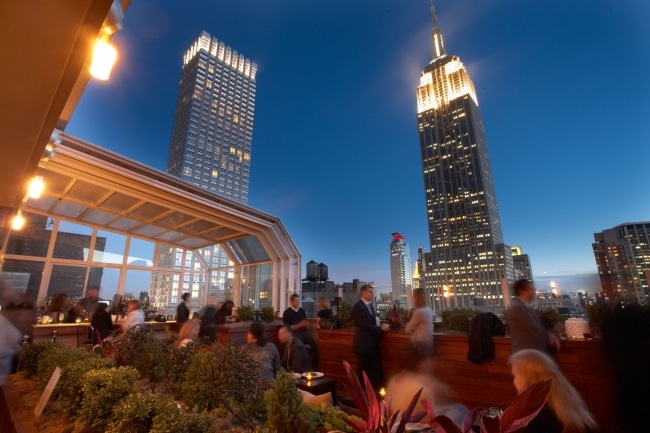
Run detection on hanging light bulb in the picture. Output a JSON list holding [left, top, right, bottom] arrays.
[[27, 176, 44, 199], [90, 37, 117, 80], [11, 212, 25, 230]]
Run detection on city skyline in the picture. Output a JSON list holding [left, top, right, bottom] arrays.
[[65, 1, 649, 295]]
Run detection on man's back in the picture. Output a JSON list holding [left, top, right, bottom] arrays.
[[509, 298, 551, 354]]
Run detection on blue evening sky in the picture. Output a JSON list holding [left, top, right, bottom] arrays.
[[67, 0, 650, 294]]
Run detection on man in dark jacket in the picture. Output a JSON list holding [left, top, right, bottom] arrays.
[[282, 294, 319, 369], [176, 292, 190, 328], [508, 279, 561, 355], [278, 325, 311, 373], [351, 284, 389, 390]]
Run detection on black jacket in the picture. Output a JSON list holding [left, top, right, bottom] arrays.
[[351, 300, 382, 355]]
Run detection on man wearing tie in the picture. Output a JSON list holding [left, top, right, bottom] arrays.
[[351, 284, 389, 391]]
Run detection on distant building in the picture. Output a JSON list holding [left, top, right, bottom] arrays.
[[390, 233, 412, 309], [511, 246, 534, 284], [593, 222, 650, 305], [416, 5, 513, 312]]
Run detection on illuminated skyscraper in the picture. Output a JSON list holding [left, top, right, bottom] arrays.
[[416, 6, 513, 312], [593, 222, 650, 305], [390, 233, 412, 308], [167, 31, 257, 202], [156, 31, 258, 312]]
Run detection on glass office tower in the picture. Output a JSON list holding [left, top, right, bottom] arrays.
[[416, 6, 513, 312], [167, 31, 257, 201], [160, 31, 258, 312]]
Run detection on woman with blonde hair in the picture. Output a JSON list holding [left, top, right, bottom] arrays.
[[509, 349, 598, 433]]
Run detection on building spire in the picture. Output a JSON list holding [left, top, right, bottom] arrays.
[[430, 0, 446, 61]]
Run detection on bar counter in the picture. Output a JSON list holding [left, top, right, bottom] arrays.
[[31, 321, 179, 346]]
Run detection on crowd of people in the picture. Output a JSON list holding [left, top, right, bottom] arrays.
[[0, 277, 605, 432]]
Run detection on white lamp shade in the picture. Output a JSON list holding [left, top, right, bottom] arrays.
[[565, 318, 591, 339]]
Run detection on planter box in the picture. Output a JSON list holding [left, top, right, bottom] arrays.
[[317, 328, 618, 433]]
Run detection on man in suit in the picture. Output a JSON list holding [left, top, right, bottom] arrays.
[[282, 293, 319, 369], [352, 284, 389, 391], [277, 325, 311, 373], [508, 279, 561, 355], [176, 292, 191, 328]]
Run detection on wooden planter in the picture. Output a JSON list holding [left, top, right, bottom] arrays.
[[317, 328, 618, 433]]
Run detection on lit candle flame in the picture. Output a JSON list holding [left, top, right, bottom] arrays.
[[306, 372, 312, 380], [379, 387, 386, 398]]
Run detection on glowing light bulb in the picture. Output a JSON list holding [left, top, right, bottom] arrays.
[[28, 176, 44, 198], [90, 38, 117, 80], [11, 212, 25, 230]]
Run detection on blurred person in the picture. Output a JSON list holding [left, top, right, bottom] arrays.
[[316, 296, 334, 320], [91, 302, 114, 341], [351, 284, 389, 390], [198, 305, 219, 343], [405, 288, 434, 372], [283, 293, 319, 368], [277, 325, 310, 373], [243, 321, 281, 385], [174, 320, 200, 349], [120, 299, 144, 332], [176, 292, 191, 328], [0, 278, 22, 385], [509, 279, 561, 355], [386, 369, 466, 427], [509, 349, 598, 433], [2, 290, 36, 338], [47, 293, 69, 324], [77, 286, 101, 317], [215, 300, 234, 325]]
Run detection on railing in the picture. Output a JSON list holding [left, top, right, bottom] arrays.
[[317, 328, 617, 433]]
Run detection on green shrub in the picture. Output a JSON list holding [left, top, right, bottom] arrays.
[[307, 403, 359, 432], [264, 369, 318, 433], [106, 392, 180, 433], [108, 325, 173, 382], [77, 366, 139, 431], [337, 301, 354, 328], [167, 342, 200, 393], [440, 308, 482, 332], [36, 343, 94, 388], [19, 342, 54, 377], [57, 356, 115, 416], [151, 409, 217, 433], [260, 306, 277, 323], [181, 343, 266, 426], [236, 304, 255, 322]]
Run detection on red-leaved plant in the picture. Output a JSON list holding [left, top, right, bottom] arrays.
[[340, 360, 426, 433]]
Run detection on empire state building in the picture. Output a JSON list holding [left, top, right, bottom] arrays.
[[416, 5, 513, 311]]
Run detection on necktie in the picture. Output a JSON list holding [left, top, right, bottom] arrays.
[[367, 302, 373, 316]]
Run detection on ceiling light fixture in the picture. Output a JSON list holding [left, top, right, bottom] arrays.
[[11, 211, 25, 231], [27, 176, 45, 199], [89, 0, 125, 81]]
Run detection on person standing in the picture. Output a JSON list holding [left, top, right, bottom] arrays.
[[405, 288, 434, 372], [508, 279, 561, 355], [282, 294, 319, 369], [351, 284, 389, 390], [176, 292, 190, 328], [77, 286, 101, 318], [91, 302, 114, 341]]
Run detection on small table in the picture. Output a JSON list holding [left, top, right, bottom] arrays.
[[296, 376, 337, 405]]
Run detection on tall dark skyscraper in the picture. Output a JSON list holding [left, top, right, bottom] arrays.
[[154, 31, 258, 311], [416, 6, 513, 312], [167, 31, 257, 203]]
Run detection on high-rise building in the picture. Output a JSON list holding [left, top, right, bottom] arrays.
[[156, 31, 258, 312], [416, 5, 513, 312], [390, 232, 412, 308], [511, 246, 534, 283], [593, 222, 650, 305], [166, 30, 257, 201]]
